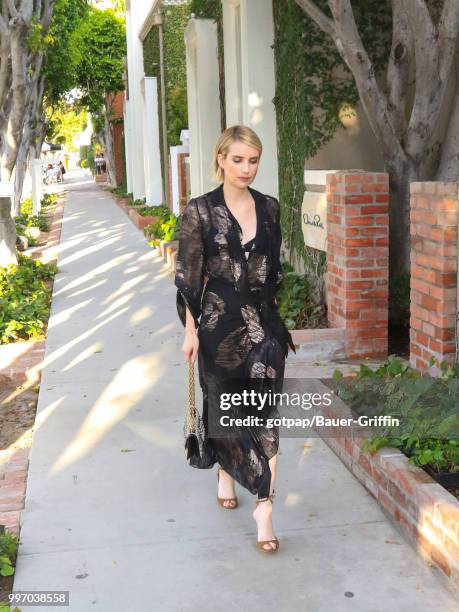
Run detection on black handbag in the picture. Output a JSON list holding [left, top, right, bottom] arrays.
[[184, 359, 215, 468]]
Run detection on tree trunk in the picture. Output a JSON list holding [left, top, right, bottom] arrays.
[[387, 159, 420, 276], [0, 196, 17, 266], [0, 140, 17, 264], [13, 132, 29, 216], [294, 0, 459, 274]]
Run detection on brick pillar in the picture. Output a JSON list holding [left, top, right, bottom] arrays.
[[326, 171, 389, 359], [409, 182, 459, 373]]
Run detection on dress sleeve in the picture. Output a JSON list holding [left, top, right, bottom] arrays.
[[174, 198, 205, 328]]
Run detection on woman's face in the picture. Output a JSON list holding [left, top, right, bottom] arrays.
[[218, 141, 260, 188]]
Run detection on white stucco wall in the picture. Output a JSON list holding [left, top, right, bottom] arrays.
[[125, 1, 164, 201]]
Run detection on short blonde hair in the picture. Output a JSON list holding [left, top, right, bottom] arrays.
[[212, 125, 263, 183]]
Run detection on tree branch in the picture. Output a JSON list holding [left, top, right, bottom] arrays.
[[0, 14, 8, 35], [7, 0, 20, 21], [402, 0, 459, 165], [294, 0, 335, 38], [438, 0, 459, 82], [17, 0, 33, 24], [40, 0, 56, 33], [436, 54, 459, 181], [386, 0, 412, 139], [328, 0, 404, 161]]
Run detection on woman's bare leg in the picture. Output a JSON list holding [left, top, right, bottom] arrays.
[[252, 454, 277, 550], [217, 466, 237, 508]]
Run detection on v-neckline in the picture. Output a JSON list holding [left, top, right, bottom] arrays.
[[221, 184, 259, 247]]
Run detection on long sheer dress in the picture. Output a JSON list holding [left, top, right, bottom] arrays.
[[174, 182, 295, 499]]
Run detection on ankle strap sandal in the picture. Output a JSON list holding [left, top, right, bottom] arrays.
[[254, 491, 279, 554], [255, 491, 276, 505], [216, 467, 238, 509]]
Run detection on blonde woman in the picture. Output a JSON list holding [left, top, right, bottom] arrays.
[[174, 125, 295, 553]]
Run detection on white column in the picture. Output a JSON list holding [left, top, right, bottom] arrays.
[[124, 97, 133, 194], [170, 130, 189, 215], [222, 0, 279, 198], [30, 160, 43, 215], [142, 77, 163, 205], [185, 18, 221, 197], [125, 4, 146, 200]]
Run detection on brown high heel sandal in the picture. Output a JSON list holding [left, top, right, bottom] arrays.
[[216, 467, 238, 509], [254, 492, 279, 554]]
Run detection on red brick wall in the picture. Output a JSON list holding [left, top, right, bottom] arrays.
[[106, 91, 125, 187], [113, 123, 124, 187], [326, 171, 389, 359], [109, 91, 124, 119], [409, 181, 459, 372]]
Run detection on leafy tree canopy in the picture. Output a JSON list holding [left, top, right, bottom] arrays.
[[45, 100, 88, 151], [72, 6, 126, 115]]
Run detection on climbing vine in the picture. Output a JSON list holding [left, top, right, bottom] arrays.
[[162, 3, 190, 146], [272, 0, 392, 274]]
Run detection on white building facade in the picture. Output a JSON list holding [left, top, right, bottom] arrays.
[[124, 0, 281, 205], [124, 0, 164, 204]]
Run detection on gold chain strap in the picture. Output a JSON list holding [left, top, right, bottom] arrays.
[[186, 359, 196, 434]]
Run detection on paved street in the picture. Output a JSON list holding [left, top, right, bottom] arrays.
[[12, 170, 459, 610]]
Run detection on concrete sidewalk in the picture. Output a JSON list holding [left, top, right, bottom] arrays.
[[13, 172, 459, 610]]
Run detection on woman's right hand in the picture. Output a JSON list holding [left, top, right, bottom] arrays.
[[182, 332, 199, 363]]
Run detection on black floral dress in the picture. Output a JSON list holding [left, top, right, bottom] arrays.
[[174, 183, 295, 499]]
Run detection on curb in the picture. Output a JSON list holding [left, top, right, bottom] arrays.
[[0, 447, 30, 535], [0, 341, 45, 383]]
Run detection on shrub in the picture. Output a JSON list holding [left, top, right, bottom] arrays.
[[276, 262, 326, 329], [108, 186, 129, 198], [0, 255, 58, 343], [41, 193, 57, 208], [0, 524, 18, 577], [14, 213, 50, 233], [81, 159, 88, 168], [20, 197, 33, 216], [19, 193, 56, 218], [144, 209, 180, 241], [329, 356, 459, 474], [135, 205, 167, 217]]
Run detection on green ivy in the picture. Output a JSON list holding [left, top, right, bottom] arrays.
[[143, 3, 190, 187], [276, 262, 327, 329]]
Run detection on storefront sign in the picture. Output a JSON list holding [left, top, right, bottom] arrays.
[[301, 190, 327, 252]]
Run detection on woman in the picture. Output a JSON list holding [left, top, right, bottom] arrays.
[[174, 125, 295, 553]]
